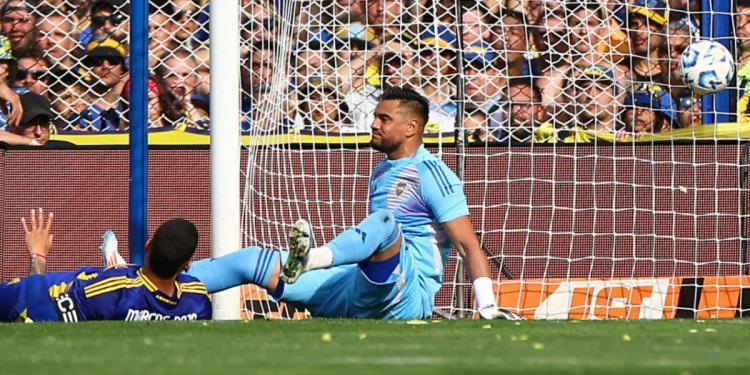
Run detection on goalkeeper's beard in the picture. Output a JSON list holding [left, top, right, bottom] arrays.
[[370, 136, 398, 155]]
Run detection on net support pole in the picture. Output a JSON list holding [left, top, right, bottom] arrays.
[[209, 0, 241, 319], [453, 1, 467, 319], [128, 0, 148, 265], [701, 0, 732, 124]]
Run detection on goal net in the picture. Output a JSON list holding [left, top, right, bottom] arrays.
[[238, 0, 750, 320]]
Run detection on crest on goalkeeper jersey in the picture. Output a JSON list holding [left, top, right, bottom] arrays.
[[395, 182, 407, 197]]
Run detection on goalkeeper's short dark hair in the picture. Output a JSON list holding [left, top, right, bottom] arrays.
[[380, 86, 430, 128], [148, 219, 199, 278]]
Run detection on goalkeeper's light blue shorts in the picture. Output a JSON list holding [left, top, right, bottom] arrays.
[[274, 240, 434, 319]]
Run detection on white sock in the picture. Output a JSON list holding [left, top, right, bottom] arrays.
[[105, 250, 126, 268], [304, 246, 333, 271]]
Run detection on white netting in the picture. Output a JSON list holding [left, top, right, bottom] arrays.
[[236, 0, 750, 320]]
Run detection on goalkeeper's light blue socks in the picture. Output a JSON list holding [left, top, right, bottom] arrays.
[[186, 247, 279, 293], [311, 210, 401, 268], [187, 210, 402, 292]]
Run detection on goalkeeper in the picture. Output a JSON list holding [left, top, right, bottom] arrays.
[[185, 87, 519, 320]]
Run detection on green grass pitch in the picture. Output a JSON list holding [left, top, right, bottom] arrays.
[[1, 319, 747, 374]]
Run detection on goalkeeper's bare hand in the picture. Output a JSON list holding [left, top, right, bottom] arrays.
[[478, 305, 525, 320]]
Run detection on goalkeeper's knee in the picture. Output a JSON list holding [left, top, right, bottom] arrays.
[[327, 210, 401, 265]]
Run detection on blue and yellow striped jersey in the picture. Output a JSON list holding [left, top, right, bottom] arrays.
[[0, 266, 212, 322]]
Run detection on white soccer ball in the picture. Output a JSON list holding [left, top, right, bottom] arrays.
[[680, 40, 734, 95]]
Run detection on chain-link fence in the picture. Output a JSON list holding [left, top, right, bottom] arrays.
[[0, 0, 742, 142]]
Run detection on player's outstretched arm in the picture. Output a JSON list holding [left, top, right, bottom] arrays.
[[442, 215, 523, 320], [21, 208, 54, 275]]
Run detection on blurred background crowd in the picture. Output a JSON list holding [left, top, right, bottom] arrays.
[[0, 0, 745, 143]]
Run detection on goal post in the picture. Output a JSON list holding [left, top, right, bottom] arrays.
[[210, 0, 242, 320]]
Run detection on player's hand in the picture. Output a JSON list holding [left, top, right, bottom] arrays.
[[478, 305, 525, 320], [21, 208, 54, 259]]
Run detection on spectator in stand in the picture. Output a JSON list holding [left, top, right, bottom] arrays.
[[531, 0, 568, 71], [563, 3, 630, 125], [566, 1, 628, 67], [193, 47, 210, 97], [624, 0, 668, 83], [80, 0, 129, 47], [495, 8, 538, 78], [363, 0, 416, 45], [295, 76, 355, 134], [0, 34, 25, 130], [572, 66, 622, 133], [147, 0, 202, 58], [78, 38, 127, 131], [243, 12, 278, 44], [333, 0, 366, 22], [531, 0, 573, 127], [658, 18, 695, 90], [149, 2, 178, 68], [463, 42, 504, 132], [191, 0, 209, 46], [335, 23, 386, 132], [241, 40, 298, 131], [668, 0, 700, 22], [13, 48, 50, 97], [501, 77, 549, 143], [737, 0, 750, 67], [154, 49, 208, 130], [48, 73, 88, 130], [247, 41, 277, 93], [8, 92, 75, 147], [567, 2, 606, 64], [462, 103, 497, 144], [334, 23, 379, 101], [0, 127, 39, 145], [1, 0, 38, 57], [416, 23, 456, 133], [35, 5, 81, 76], [737, 1, 750, 120], [620, 89, 673, 139], [379, 40, 418, 89], [242, 41, 281, 126], [461, 2, 494, 47], [671, 89, 702, 128], [171, 0, 202, 49], [122, 76, 180, 129]]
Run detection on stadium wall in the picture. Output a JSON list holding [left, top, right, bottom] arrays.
[[1, 144, 748, 287]]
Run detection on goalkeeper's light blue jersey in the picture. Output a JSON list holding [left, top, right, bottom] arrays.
[[0, 266, 211, 322], [369, 145, 469, 296]]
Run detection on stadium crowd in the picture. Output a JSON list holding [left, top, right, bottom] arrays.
[[0, 0, 745, 143]]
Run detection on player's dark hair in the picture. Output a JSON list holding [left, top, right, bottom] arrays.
[[380, 86, 430, 128], [148, 219, 198, 278]]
